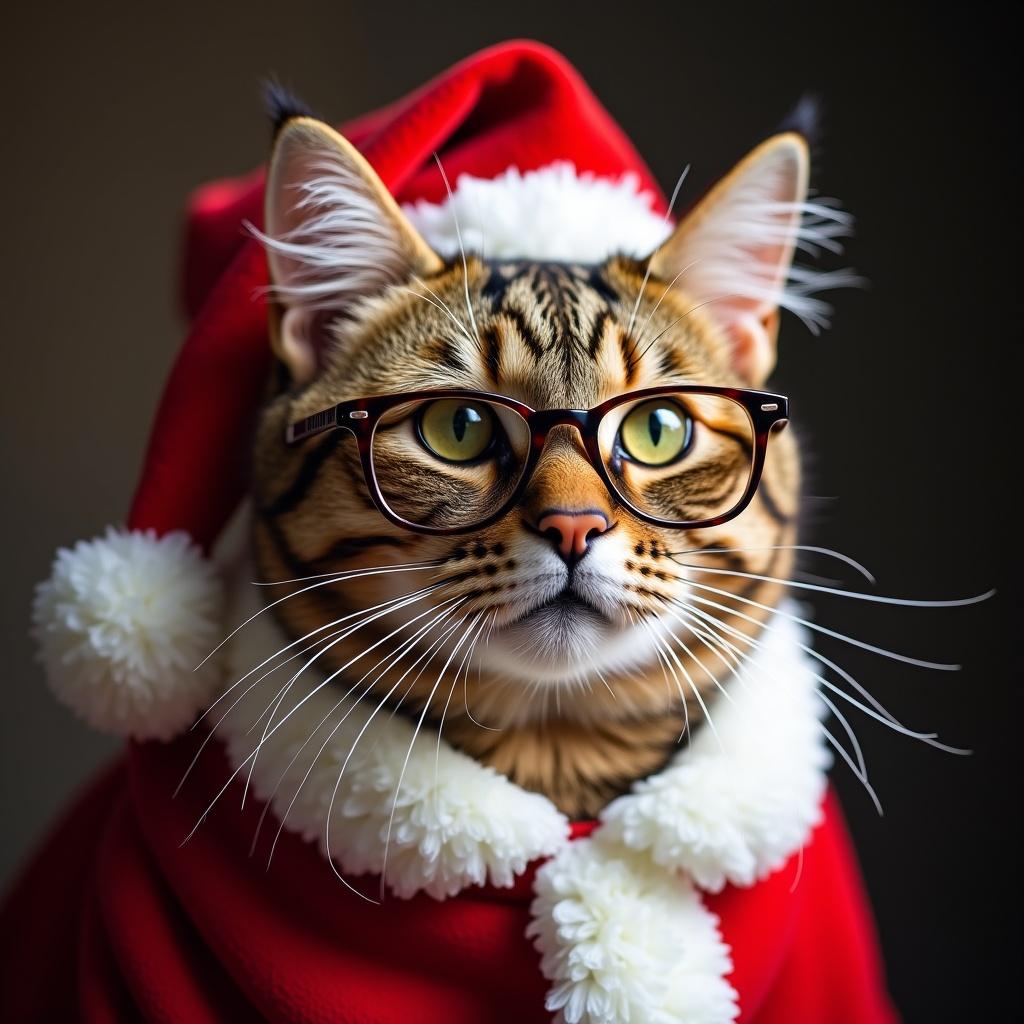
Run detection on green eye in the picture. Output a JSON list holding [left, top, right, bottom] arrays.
[[418, 399, 495, 462], [619, 400, 692, 466]]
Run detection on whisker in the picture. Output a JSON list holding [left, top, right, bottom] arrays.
[[672, 561, 993, 609], [682, 579, 962, 670], [672, 602, 868, 781], [319, 604, 469, 899], [671, 603, 880, 807], [195, 576, 457, 728], [464, 612, 502, 731], [251, 555, 441, 586], [433, 153, 481, 345], [176, 585, 448, 798], [180, 594, 467, 837], [434, 611, 489, 784], [262, 599, 467, 870], [636, 294, 737, 362], [379, 610, 480, 899], [196, 561, 443, 669], [675, 597, 963, 751], [664, 544, 877, 584], [625, 164, 689, 344], [400, 285, 476, 347], [630, 258, 700, 357], [638, 616, 708, 746]]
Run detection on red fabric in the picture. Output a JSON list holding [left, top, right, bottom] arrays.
[[132, 39, 663, 551], [1, 736, 896, 1023]]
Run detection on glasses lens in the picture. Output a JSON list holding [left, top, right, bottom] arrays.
[[597, 392, 756, 524], [371, 397, 531, 531]]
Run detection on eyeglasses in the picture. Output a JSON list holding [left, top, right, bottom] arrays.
[[286, 386, 789, 536]]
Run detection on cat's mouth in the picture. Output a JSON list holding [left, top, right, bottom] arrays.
[[483, 585, 642, 681], [509, 589, 611, 629]]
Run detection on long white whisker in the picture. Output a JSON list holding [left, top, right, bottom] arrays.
[[673, 562, 993, 609], [670, 603, 878, 804], [682, 598, 905, 729], [683, 579, 962, 670], [379, 609, 479, 899], [638, 616, 709, 746], [251, 556, 441, 586], [263, 599, 467, 872], [400, 285, 476, 347], [196, 578, 454, 728], [663, 545, 876, 584], [175, 584, 450, 797], [181, 594, 466, 838], [249, 601, 455, 858], [672, 602, 869, 781], [196, 561, 443, 669], [625, 164, 689, 341], [319, 604, 469, 896], [464, 612, 502, 731], [675, 598, 962, 752], [434, 611, 489, 784], [434, 153, 481, 345]]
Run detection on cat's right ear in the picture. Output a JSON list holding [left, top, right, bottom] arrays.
[[262, 117, 443, 383]]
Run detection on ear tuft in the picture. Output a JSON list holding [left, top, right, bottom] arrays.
[[263, 79, 317, 139], [648, 131, 858, 383], [254, 118, 443, 383], [776, 94, 823, 154]]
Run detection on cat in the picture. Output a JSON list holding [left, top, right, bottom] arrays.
[[248, 106, 829, 821]]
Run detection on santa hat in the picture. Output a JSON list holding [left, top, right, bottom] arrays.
[[31, 40, 674, 741]]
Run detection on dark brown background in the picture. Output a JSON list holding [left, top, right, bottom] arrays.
[[1, 2, 1019, 1020]]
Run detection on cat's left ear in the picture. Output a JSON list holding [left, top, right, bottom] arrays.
[[263, 117, 444, 383], [648, 133, 809, 385]]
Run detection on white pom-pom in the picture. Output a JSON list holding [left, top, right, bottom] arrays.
[[31, 528, 224, 740], [528, 840, 738, 1024]]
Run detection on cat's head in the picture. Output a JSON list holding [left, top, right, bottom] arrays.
[[250, 115, 822, 744]]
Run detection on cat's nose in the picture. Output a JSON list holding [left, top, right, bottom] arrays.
[[535, 510, 610, 563]]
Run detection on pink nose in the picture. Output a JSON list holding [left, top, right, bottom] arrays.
[[536, 511, 610, 561]]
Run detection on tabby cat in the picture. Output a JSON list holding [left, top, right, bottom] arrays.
[[249, 110, 820, 819]]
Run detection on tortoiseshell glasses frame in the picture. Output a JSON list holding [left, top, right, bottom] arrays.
[[286, 386, 790, 536]]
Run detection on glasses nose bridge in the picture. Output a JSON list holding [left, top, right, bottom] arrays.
[[528, 408, 598, 458]]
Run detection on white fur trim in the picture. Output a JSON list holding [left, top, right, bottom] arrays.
[[598, 613, 830, 892], [528, 840, 738, 1024], [221, 580, 569, 900], [31, 528, 224, 741], [217, 556, 829, 1022], [403, 162, 672, 263]]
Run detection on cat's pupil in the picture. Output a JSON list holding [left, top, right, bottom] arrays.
[[452, 406, 477, 442], [648, 409, 665, 447]]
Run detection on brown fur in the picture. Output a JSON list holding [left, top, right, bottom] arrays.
[[250, 248, 799, 818]]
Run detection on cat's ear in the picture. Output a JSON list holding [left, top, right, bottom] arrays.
[[263, 117, 443, 383], [648, 133, 809, 385]]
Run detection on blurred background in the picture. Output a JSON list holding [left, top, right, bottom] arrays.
[[1, 2, 1018, 1019]]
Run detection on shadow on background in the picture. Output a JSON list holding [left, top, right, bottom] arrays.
[[1, 2, 1019, 1020]]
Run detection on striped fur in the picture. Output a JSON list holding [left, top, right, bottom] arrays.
[[251, 250, 799, 818], [250, 119, 808, 817]]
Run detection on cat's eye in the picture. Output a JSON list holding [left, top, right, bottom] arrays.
[[618, 400, 692, 466], [417, 399, 496, 463]]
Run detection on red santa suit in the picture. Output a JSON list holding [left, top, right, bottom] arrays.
[[4, 40, 897, 1024]]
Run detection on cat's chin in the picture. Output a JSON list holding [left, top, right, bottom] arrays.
[[483, 595, 656, 686]]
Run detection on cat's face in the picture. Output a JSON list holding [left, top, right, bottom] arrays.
[[249, 117, 813, 813]]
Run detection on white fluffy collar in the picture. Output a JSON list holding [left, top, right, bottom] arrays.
[[218, 562, 829, 1024]]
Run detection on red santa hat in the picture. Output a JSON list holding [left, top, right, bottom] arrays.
[[31, 40, 669, 741]]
